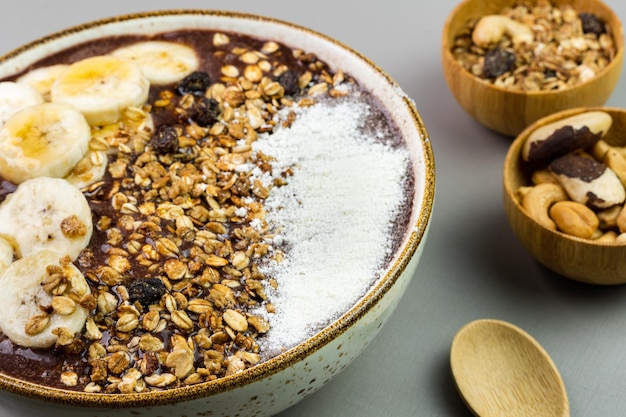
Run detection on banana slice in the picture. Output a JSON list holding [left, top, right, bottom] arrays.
[[0, 234, 16, 275], [0, 81, 44, 127], [50, 55, 150, 126], [0, 177, 93, 260], [16, 64, 69, 100], [64, 150, 108, 190], [110, 40, 199, 85], [0, 102, 91, 184], [0, 249, 91, 349]]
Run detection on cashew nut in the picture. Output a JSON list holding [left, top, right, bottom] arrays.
[[472, 15, 533, 47], [590, 139, 612, 161], [616, 233, 626, 245], [531, 169, 558, 185], [595, 230, 617, 243], [514, 185, 533, 203], [616, 204, 626, 234], [591, 228, 604, 240], [597, 204, 621, 229], [522, 183, 568, 230], [604, 148, 626, 187], [549, 200, 599, 239]]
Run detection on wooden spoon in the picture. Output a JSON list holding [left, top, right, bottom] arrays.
[[450, 319, 569, 417]]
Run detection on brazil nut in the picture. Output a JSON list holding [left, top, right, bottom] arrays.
[[549, 153, 625, 209], [522, 111, 612, 166]]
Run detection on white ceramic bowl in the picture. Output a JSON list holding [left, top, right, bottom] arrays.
[[0, 10, 435, 417]]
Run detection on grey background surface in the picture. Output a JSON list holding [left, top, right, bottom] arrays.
[[2, 0, 626, 416]]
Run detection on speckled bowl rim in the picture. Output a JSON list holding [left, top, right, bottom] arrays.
[[0, 9, 435, 408]]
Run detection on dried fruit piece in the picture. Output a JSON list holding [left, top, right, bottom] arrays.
[[483, 48, 515, 78], [277, 69, 300, 95], [177, 71, 212, 96], [190, 97, 220, 127], [127, 278, 166, 308], [151, 125, 179, 154], [579, 13, 606, 36]]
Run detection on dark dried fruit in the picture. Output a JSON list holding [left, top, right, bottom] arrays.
[[177, 71, 212, 96], [190, 97, 220, 127], [579, 13, 605, 36], [544, 69, 557, 79], [151, 125, 179, 154], [127, 278, 166, 308], [483, 48, 516, 78], [276, 69, 300, 96]]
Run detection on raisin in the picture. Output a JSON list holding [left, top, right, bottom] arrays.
[[151, 125, 179, 154], [127, 278, 166, 308], [277, 69, 300, 96], [190, 97, 220, 127], [483, 48, 515, 78], [177, 71, 212, 96], [544, 69, 557, 79], [579, 13, 605, 36]]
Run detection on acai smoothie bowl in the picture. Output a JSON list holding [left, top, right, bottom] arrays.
[[0, 9, 435, 417]]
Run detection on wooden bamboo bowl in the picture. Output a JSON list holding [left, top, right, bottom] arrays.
[[503, 107, 626, 285], [442, 0, 625, 137]]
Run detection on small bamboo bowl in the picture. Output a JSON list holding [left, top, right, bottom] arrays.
[[442, 0, 625, 137], [503, 107, 626, 285]]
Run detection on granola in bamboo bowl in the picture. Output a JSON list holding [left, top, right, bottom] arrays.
[[0, 9, 435, 417], [442, 0, 624, 136]]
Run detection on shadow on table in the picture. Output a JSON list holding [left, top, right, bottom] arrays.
[[433, 348, 476, 417], [475, 207, 626, 306]]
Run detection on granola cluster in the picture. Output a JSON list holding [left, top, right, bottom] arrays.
[[48, 33, 356, 393], [451, 1, 617, 91]]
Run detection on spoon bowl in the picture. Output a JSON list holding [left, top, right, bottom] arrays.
[[450, 319, 569, 417]]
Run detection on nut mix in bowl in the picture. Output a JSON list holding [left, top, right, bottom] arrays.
[[0, 9, 434, 417], [442, 0, 624, 136], [503, 107, 626, 285]]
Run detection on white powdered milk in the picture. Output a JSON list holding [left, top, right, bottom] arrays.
[[249, 92, 411, 353]]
